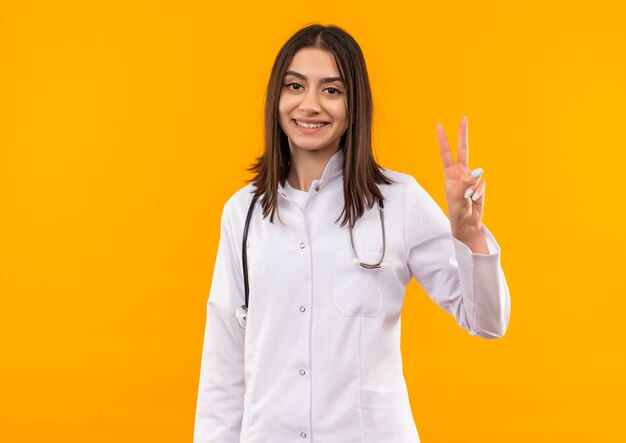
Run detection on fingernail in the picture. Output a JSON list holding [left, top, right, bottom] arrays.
[[436, 122, 442, 129], [471, 167, 483, 178], [472, 191, 480, 201], [464, 188, 473, 199]]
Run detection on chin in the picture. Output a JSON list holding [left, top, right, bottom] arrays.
[[290, 142, 333, 152]]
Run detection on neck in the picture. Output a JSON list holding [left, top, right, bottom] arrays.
[[286, 146, 339, 192]]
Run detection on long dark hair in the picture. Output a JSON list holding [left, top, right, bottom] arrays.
[[246, 23, 396, 229]]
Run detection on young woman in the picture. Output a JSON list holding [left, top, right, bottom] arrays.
[[194, 23, 511, 443]]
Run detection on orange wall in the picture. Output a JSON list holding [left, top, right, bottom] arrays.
[[1, 1, 624, 441]]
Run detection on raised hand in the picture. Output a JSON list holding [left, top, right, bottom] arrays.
[[436, 116, 488, 252]]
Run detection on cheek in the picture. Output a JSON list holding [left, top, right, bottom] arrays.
[[277, 104, 290, 128], [279, 94, 297, 113], [329, 102, 348, 124]]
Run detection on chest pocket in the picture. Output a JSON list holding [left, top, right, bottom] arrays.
[[332, 250, 384, 317]]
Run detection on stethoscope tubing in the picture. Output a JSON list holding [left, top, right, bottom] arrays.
[[236, 190, 385, 329]]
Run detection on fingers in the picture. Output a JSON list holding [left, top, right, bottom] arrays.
[[438, 117, 469, 168], [463, 180, 485, 201], [470, 180, 486, 202], [436, 122, 455, 168], [457, 116, 468, 167], [462, 168, 485, 200]]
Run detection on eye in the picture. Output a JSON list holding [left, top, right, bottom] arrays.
[[285, 82, 303, 91], [326, 87, 342, 95]]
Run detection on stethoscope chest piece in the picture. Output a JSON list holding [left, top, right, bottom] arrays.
[[236, 305, 248, 329]]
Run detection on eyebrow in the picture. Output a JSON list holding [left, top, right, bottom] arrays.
[[285, 70, 344, 84]]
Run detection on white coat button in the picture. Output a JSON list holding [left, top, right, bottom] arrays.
[[299, 369, 306, 375], [300, 432, 307, 438], [299, 242, 306, 249], [299, 305, 306, 312]]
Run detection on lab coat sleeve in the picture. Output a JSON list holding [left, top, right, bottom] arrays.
[[403, 175, 511, 339], [193, 199, 246, 442]]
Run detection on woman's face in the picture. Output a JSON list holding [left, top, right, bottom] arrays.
[[278, 47, 349, 156]]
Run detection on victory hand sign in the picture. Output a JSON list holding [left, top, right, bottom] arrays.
[[436, 116, 489, 254]]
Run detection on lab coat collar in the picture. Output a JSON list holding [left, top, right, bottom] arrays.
[[320, 147, 344, 180], [278, 148, 344, 198]]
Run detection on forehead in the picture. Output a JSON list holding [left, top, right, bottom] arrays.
[[286, 47, 341, 78]]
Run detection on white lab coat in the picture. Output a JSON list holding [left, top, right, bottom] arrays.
[[193, 148, 511, 443]]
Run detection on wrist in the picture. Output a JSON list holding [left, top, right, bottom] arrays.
[[451, 224, 482, 242], [452, 225, 489, 254]]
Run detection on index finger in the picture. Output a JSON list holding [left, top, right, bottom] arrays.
[[436, 122, 455, 168]]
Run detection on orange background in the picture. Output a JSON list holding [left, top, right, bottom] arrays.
[[1, 1, 624, 442]]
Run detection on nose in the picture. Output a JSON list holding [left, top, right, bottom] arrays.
[[299, 89, 321, 113]]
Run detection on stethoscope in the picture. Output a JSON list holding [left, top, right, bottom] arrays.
[[235, 192, 387, 329]]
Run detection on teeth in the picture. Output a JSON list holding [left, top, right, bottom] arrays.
[[296, 120, 326, 129]]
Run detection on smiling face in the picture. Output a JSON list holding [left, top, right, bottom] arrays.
[[278, 47, 349, 156]]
